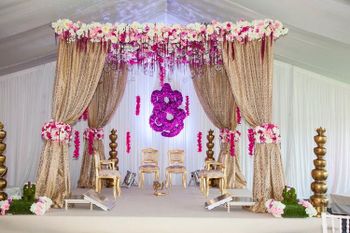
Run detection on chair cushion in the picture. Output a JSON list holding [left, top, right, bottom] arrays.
[[99, 169, 121, 177], [166, 165, 186, 173], [139, 165, 159, 172], [198, 170, 224, 178]]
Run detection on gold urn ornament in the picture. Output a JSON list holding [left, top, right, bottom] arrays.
[[109, 129, 118, 170], [310, 127, 328, 217], [206, 129, 215, 161], [0, 122, 8, 200]]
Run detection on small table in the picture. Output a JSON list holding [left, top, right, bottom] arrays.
[[64, 195, 93, 210], [226, 196, 255, 213]]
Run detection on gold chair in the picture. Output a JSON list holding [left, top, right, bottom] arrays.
[[138, 148, 160, 188], [198, 155, 227, 197], [165, 149, 187, 188], [94, 153, 121, 198]]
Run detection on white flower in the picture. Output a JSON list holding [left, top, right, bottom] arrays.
[[305, 206, 317, 217]]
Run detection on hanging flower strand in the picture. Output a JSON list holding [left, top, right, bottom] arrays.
[[126, 131, 131, 153], [73, 130, 80, 159], [135, 96, 141, 116], [197, 132, 202, 152], [185, 96, 190, 116], [236, 107, 241, 124]]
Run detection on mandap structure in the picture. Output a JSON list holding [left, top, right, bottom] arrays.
[[37, 18, 287, 212]]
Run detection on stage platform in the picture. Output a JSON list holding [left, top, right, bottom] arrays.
[[0, 186, 321, 233]]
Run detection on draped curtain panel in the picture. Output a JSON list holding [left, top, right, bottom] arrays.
[[191, 65, 246, 189], [35, 41, 107, 207], [223, 39, 285, 212], [78, 63, 128, 188]]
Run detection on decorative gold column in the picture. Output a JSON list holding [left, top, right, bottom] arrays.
[[310, 127, 328, 217], [0, 122, 8, 201], [109, 129, 118, 170], [206, 129, 215, 161]]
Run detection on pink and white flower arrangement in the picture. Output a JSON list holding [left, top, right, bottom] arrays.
[[248, 123, 281, 155], [298, 200, 317, 217], [83, 128, 104, 155], [41, 120, 72, 143], [51, 19, 288, 66], [0, 200, 10, 215], [265, 199, 286, 218], [30, 196, 53, 216]]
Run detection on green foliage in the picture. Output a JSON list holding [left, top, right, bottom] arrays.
[[282, 186, 298, 205], [22, 182, 36, 202], [8, 199, 33, 215], [282, 204, 308, 218], [281, 186, 308, 218]]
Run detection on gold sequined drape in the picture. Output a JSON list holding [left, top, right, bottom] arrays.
[[78, 63, 128, 188], [36, 41, 107, 207], [190, 65, 246, 189], [222, 39, 285, 212]]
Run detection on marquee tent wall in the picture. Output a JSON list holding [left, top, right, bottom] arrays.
[[0, 60, 349, 199]]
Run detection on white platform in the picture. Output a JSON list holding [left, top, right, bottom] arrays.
[[0, 186, 322, 233]]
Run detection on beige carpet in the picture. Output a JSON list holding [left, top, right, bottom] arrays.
[[0, 186, 322, 233]]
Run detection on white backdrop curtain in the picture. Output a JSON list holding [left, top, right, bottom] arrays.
[[0, 60, 349, 198]]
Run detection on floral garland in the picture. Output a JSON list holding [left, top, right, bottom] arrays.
[[83, 128, 104, 155], [219, 128, 241, 156], [248, 123, 281, 155], [73, 130, 80, 159], [197, 132, 202, 152], [135, 96, 141, 116], [126, 131, 131, 153], [52, 19, 288, 66], [0, 196, 52, 216], [265, 199, 317, 218], [41, 120, 72, 143], [236, 107, 241, 124], [185, 96, 190, 116], [78, 108, 88, 121]]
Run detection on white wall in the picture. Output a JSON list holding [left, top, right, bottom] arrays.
[[0, 60, 349, 198]]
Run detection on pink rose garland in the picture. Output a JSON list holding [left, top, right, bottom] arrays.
[[83, 128, 104, 155], [185, 96, 190, 116], [73, 130, 80, 159], [197, 132, 202, 152], [126, 131, 131, 153], [236, 107, 241, 124], [135, 96, 141, 116]]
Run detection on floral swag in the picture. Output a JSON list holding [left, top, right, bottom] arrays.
[[83, 128, 104, 155], [52, 19, 288, 69], [41, 120, 72, 143], [248, 123, 281, 155]]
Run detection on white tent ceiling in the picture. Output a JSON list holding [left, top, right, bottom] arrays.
[[0, 0, 349, 83]]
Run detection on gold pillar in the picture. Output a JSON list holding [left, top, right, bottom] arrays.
[[310, 127, 328, 217], [109, 129, 118, 170], [205, 129, 215, 161], [0, 122, 8, 201]]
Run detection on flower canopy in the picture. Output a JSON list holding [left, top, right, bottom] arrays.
[[52, 19, 288, 66]]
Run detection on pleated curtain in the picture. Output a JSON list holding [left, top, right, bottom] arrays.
[[78, 63, 128, 188], [35, 41, 107, 207], [222, 39, 285, 212], [190, 65, 246, 189]]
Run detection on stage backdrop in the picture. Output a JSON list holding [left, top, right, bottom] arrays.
[[0, 60, 349, 198]]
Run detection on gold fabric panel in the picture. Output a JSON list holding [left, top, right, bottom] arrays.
[[78, 63, 128, 188], [36, 41, 107, 207], [190, 65, 247, 189], [222, 39, 285, 212]]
